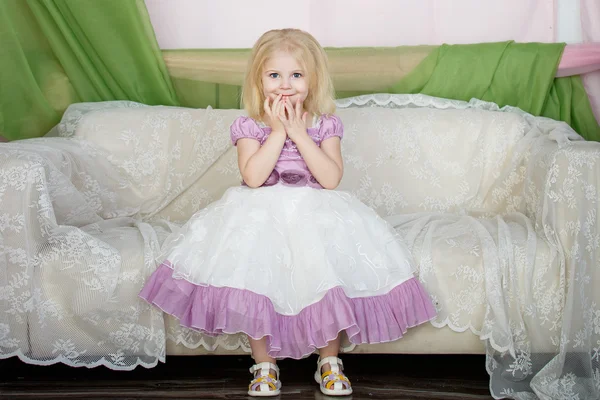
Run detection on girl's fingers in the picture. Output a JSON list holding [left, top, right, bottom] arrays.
[[284, 101, 295, 119], [295, 98, 302, 118], [263, 97, 271, 116], [277, 104, 287, 123], [279, 98, 287, 119], [272, 94, 282, 112]]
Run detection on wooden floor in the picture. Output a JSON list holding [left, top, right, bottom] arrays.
[[1, 354, 493, 399]]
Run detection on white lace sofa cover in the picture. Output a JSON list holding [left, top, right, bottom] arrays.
[[1, 94, 598, 400]]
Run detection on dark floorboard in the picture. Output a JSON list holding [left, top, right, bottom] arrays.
[[0, 354, 493, 399]]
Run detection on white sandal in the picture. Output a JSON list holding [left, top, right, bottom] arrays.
[[248, 361, 282, 397], [314, 356, 353, 396]]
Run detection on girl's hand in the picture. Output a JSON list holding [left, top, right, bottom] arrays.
[[263, 94, 286, 134], [279, 98, 308, 142]]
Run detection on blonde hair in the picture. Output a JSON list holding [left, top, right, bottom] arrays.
[[241, 28, 336, 120]]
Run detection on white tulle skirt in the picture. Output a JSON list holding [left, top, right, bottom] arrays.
[[159, 185, 420, 314], [140, 184, 436, 359]]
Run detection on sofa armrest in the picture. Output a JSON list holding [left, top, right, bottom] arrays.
[[48, 101, 243, 219], [0, 146, 166, 366], [525, 137, 600, 261], [3, 140, 144, 222], [523, 133, 600, 343]]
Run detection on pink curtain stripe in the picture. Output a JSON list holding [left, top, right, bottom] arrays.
[[556, 43, 600, 77]]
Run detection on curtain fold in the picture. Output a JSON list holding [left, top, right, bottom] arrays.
[[0, 0, 179, 141], [0, 0, 69, 141]]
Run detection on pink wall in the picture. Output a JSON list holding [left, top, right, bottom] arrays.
[[145, 0, 561, 49], [145, 0, 311, 49], [309, 0, 556, 47]]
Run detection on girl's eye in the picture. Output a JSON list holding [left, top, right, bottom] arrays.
[[292, 73, 302, 78], [269, 73, 279, 78]]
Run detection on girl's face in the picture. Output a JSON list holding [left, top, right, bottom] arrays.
[[262, 50, 309, 107]]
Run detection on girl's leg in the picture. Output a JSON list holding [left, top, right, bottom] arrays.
[[316, 333, 352, 395], [249, 336, 276, 365], [318, 333, 341, 372], [248, 336, 279, 395]]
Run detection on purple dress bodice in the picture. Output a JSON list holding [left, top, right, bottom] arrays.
[[230, 114, 344, 189]]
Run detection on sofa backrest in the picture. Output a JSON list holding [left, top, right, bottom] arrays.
[[58, 101, 244, 218], [335, 101, 530, 217], [61, 94, 537, 221]]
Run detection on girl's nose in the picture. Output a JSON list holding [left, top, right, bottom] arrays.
[[280, 78, 291, 89]]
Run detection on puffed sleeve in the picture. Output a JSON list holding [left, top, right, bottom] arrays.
[[319, 114, 344, 141], [230, 116, 265, 145]]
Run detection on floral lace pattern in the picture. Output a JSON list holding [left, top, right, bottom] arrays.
[[0, 93, 598, 399]]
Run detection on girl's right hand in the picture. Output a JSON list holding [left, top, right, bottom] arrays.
[[263, 94, 286, 134]]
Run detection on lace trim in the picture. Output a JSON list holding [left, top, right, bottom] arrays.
[[0, 348, 163, 371]]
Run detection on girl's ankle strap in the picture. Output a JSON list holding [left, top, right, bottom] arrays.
[[317, 356, 343, 370], [249, 361, 279, 375]]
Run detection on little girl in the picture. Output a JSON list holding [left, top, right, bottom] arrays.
[[140, 28, 436, 397]]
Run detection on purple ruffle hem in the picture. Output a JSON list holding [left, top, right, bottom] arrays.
[[139, 263, 437, 359]]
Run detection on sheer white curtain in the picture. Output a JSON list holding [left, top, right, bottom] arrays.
[[581, 0, 600, 122]]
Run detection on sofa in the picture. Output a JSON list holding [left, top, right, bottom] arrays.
[[1, 93, 598, 399]]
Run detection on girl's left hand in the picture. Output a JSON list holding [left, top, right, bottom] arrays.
[[279, 98, 308, 142]]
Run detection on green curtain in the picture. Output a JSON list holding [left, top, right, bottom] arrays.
[[0, 0, 178, 141], [543, 75, 599, 140], [387, 41, 600, 142], [172, 78, 243, 111]]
